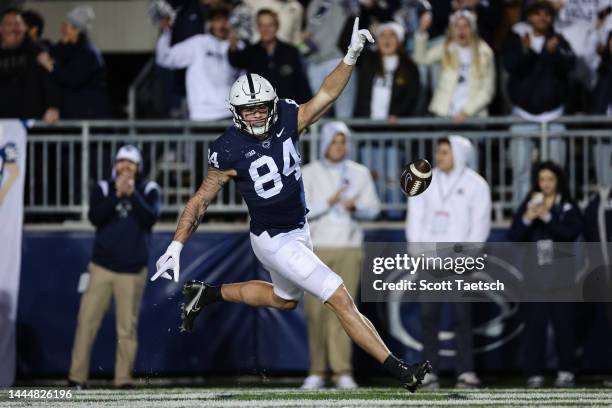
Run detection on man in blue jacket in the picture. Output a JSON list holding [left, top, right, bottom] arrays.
[[502, 0, 576, 208], [68, 145, 161, 389]]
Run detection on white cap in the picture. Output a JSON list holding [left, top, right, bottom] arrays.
[[449, 9, 477, 32], [116, 145, 142, 166], [376, 22, 406, 43]]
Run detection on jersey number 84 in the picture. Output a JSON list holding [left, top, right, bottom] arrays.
[[208, 138, 301, 200]]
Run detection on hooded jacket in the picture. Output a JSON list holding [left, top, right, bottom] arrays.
[[302, 122, 381, 248], [406, 135, 492, 244]]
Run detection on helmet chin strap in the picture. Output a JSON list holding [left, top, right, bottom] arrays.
[[231, 98, 278, 138], [245, 119, 268, 138]]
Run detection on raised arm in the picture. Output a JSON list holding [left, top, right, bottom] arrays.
[[151, 168, 236, 282], [156, 29, 198, 69], [297, 18, 374, 132]]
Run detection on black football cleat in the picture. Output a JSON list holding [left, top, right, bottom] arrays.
[[179, 280, 215, 333], [401, 360, 432, 392]]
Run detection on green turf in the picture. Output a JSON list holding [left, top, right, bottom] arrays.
[[2, 387, 612, 407]]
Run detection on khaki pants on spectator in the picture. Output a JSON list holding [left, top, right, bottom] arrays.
[[304, 248, 362, 379], [69, 262, 147, 386]]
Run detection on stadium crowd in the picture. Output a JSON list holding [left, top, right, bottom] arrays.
[[1, 0, 611, 122], [146, 0, 611, 121], [1, 0, 611, 392]]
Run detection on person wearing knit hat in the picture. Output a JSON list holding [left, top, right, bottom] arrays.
[[354, 20, 420, 119], [66, 5, 95, 33], [353, 22, 420, 219], [36, 4, 111, 118], [376, 21, 406, 45], [301, 122, 381, 390], [67, 145, 161, 389], [413, 9, 495, 123]]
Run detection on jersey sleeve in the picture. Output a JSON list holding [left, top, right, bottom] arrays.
[[207, 135, 234, 170], [3, 143, 18, 163], [278, 98, 300, 142]]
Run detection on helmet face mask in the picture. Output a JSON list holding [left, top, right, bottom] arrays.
[[231, 100, 276, 139], [229, 73, 278, 139]]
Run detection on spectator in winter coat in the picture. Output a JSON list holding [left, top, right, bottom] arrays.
[[503, 0, 575, 119], [354, 22, 421, 119], [36, 6, 112, 119], [414, 9, 496, 123], [68, 145, 161, 389], [0, 8, 60, 123], [354, 22, 420, 218], [509, 161, 583, 388], [228, 8, 312, 104], [502, 0, 576, 208]]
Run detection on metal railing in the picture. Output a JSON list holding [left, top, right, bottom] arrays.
[[25, 116, 612, 223], [127, 57, 155, 121]]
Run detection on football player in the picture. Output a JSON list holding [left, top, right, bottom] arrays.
[[151, 18, 431, 391]]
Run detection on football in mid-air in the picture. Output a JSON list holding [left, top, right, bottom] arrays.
[[400, 159, 432, 197]]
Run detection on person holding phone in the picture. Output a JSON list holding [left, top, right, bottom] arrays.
[[509, 161, 583, 388]]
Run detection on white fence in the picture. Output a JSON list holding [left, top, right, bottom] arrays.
[[24, 116, 612, 222]]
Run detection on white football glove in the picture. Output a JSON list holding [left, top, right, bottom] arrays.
[[148, 0, 177, 26], [151, 240, 183, 282], [343, 17, 375, 66]]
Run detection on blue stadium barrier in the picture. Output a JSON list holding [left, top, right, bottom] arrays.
[[17, 229, 612, 378]]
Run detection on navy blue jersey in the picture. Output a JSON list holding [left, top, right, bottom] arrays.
[[208, 99, 307, 236], [0, 142, 18, 186]]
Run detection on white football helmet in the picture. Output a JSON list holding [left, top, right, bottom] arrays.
[[229, 73, 278, 138]]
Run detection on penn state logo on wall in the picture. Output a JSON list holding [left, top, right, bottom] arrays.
[[383, 257, 524, 359]]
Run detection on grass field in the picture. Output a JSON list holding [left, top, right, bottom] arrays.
[[2, 387, 612, 407]]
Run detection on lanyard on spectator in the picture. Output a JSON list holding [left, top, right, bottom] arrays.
[[322, 160, 349, 190], [436, 168, 466, 205]]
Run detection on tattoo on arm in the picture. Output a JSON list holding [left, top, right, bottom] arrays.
[[174, 170, 230, 243]]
